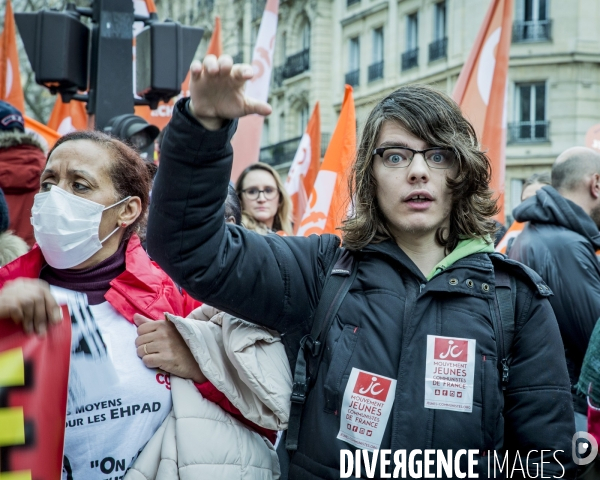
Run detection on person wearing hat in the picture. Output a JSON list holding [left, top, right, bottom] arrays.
[[0, 100, 47, 246]]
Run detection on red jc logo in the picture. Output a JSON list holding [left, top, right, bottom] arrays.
[[156, 372, 171, 390], [353, 371, 392, 401], [434, 338, 469, 362]]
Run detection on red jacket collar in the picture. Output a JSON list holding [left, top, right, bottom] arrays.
[[0, 235, 195, 322]]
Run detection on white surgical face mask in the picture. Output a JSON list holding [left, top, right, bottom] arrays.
[[31, 186, 131, 269]]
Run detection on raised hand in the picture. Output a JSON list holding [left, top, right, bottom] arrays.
[[188, 54, 272, 130]]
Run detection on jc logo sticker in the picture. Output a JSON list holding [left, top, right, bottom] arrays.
[[353, 372, 392, 401], [434, 338, 469, 362]]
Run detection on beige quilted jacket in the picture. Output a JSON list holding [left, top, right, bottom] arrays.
[[124, 305, 292, 480]]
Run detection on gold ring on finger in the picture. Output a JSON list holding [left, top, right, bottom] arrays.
[[143, 344, 149, 355]]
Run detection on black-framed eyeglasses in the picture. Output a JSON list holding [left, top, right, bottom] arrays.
[[372, 146, 456, 169], [241, 186, 279, 200]]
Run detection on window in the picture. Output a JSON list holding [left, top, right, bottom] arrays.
[[434, 2, 446, 41], [302, 22, 311, 51], [513, 0, 551, 42], [402, 13, 419, 70], [279, 113, 286, 142], [346, 36, 360, 86], [407, 13, 418, 51], [299, 105, 309, 135], [372, 28, 383, 63], [368, 28, 384, 82], [262, 119, 270, 147], [509, 83, 549, 142], [510, 178, 524, 214], [429, 2, 447, 61]]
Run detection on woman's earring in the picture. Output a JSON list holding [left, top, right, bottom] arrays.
[[121, 222, 127, 228]]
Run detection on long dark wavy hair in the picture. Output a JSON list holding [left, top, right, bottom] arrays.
[[341, 84, 498, 252]]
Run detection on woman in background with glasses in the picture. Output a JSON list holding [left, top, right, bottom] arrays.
[[235, 163, 293, 235]]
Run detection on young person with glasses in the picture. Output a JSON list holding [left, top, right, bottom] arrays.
[[235, 162, 293, 235], [146, 55, 576, 479]]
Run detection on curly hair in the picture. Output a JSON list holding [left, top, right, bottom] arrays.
[[341, 84, 498, 252], [47, 130, 152, 240]]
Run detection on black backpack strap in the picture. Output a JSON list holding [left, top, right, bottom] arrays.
[[286, 248, 358, 451], [493, 269, 517, 388]]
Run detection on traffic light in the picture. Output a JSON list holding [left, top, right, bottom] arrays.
[[15, 8, 89, 93], [136, 22, 204, 107]]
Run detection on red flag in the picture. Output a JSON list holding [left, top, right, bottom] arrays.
[[453, 0, 513, 222], [0, 0, 25, 113], [48, 96, 88, 135], [0, 310, 71, 480], [297, 87, 355, 237], [495, 220, 525, 254], [230, 0, 279, 181], [284, 103, 321, 233]]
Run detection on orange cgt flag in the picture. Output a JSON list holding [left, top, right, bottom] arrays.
[[453, 0, 513, 222], [0, 0, 25, 113], [48, 96, 88, 135], [284, 103, 321, 233], [297, 86, 355, 237], [206, 16, 223, 58], [24, 116, 60, 151]]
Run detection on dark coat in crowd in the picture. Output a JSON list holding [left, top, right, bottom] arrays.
[[0, 131, 46, 246], [509, 185, 600, 415], [147, 100, 575, 479]]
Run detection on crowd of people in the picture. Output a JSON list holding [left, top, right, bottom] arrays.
[[1, 53, 600, 479]]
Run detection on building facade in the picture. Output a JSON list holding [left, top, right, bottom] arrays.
[[157, 0, 600, 222]]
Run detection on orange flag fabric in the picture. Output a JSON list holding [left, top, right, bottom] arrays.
[[495, 220, 525, 254], [24, 115, 60, 151], [206, 16, 222, 57], [453, 0, 513, 222], [284, 103, 321, 234], [144, 0, 157, 14], [48, 96, 88, 134], [230, 0, 279, 181], [0, 0, 25, 113], [297, 87, 355, 237]]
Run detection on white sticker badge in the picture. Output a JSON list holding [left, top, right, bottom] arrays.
[[424, 335, 476, 413], [336, 368, 397, 451]]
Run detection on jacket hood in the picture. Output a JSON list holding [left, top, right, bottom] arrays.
[[427, 236, 495, 280], [0, 131, 45, 152], [513, 185, 600, 249]]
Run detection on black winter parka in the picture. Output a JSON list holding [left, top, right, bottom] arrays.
[[147, 100, 576, 479], [509, 185, 600, 415]]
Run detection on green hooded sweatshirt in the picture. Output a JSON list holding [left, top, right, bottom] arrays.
[[426, 237, 495, 281]]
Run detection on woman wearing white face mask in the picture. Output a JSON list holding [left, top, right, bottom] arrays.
[[0, 131, 274, 479]]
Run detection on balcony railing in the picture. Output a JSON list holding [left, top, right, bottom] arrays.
[[252, 0, 266, 21], [401, 48, 419, 71], [428, 37, 447, 62], [508, 121, 550, 143], [512, 19, 552, 42], [260, 133, 331, 167], [283, 49, 310, 79], [347, 0, 360, 5], [368, 61, 384, 82], [232, 52, 243, 64], [345, 69, 359, 87]]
